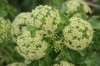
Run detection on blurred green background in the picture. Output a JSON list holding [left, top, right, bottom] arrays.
[[0, 0, 100, 21]]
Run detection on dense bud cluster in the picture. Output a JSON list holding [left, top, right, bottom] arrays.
[[65, 0, 92, 14], [11, 12, 31, 42], [31, 5, 61, 34], [11, 5, 61, 60], [0, 17, 11, 44], [11, 4, 93, 61], [63, 17, 93, 50], [16, 31, 48, 60]]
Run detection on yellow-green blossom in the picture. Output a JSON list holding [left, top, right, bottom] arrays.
[[53, 40, 63, 52], [0, 17, 11, 43], [31, 5, 61, 33], [63, 17, 93, 50], [7, 62, 26, 66], [65, 0, 92, 14], [11, 5, 61, 43], [53, 61, 74, 66], [11, 12, 31, 42], [16, 31, 48, 60], [11, 5, 61, 60]]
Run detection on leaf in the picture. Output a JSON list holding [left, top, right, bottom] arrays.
[[58, 12, 69, 30], [61, 2, 67, 13], [77, 50, 87, 56], [81, 52, 100, 66], [0, 58, 5, 66], [87, 30, 100, 51], [67, 49, 85, 64], [39, 54, 53, 66], [0, 10, 7, 17], [88, 16, 100, 30], [54, 49, 68, 62]]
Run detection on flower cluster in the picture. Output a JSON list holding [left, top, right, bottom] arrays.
[[11, 12, 31, 42], [11, 4, 93, 64], [53, 61, 74, 66], [31, 5, 61, 33], [53, 40, 63, 52], [63, 17, 93, 50], [16, 31, 47, 60], [7, 62, 26, 66], [65, 0, 92, 14], [11, 5, 61, 60], [0, 17, 11, 44]]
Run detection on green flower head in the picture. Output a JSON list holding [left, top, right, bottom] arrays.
[[11, 12, 30, 42], [11, 5, 61, 60], [0, 17, 11, 44], [11, 5, 61, 42], [53, 40, 63, 52], [16, 31, 48, 60], [7, 62, 26, 66], [65, 0, 92, 14], [63, 17, 93, 50], [31, 5, 61, 33], [53, 61, 74, 66], [11, 12, 31, 42]]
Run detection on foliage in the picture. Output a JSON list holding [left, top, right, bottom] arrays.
[[0, 0, 100, 66], [0, 0, 17, 20]]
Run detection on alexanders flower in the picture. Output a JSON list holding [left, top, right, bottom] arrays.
[[63, 17, 93, 50], [65, 0, 92, 14], [11, 12, 31, 42], [11, 5, 61, 42], [0, 17, 11, 44], [31, 5, 61, 33], [11, 5, 61, 60], [16, 31, 48, 60]]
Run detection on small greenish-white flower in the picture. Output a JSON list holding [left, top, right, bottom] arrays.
[[53, 40, 63, 52], [63, 17, 93, 50], [11, 5, 61, 42], [0, 17, 11, 44], [31, 5, 61, 33], [11, 5, 61, 60], [16, 31, 48, 60], [7, 62, 26, 66], [11, 12, 31, 42], [53, 60, 74, 66], [65, 0, 92, 14]]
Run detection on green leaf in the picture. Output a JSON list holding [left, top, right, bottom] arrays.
[[81, 52, 100, 66], [39, 54, 53, 66], [88, 16, 100, 30], [54, 49, 67, 62], [77, 50, 87, 56], [87, 30, 100, 51], [61, 2, 67, 13], [67, 49, 85, 64], [58, 12, 69, 30], [0, 10, 7, 17], [0, 58, 5, 66]]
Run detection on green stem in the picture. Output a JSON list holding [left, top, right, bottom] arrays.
[[2, 49, 14, 62]]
